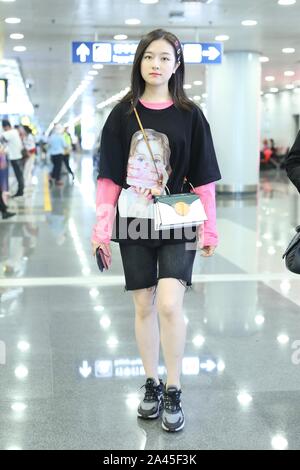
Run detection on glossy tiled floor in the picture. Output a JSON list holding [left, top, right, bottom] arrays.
[[0, 157, 300, 450]]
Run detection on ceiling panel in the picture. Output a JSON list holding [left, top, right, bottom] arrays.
[[0, 0, 299, 129]]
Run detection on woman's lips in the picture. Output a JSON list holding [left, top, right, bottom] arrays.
[[149, 73, 161, 77]]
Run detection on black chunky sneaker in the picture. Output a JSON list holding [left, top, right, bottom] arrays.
[[162, 386, 185, 432], [137, 378, 163, 419]]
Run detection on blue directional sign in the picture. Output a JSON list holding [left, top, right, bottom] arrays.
[[72, 42, 222, 65]]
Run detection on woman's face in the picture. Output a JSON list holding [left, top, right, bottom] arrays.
[[140, 39, 179, 87], [127, 137, 169, 189]]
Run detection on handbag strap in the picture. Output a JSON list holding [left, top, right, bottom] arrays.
[[133, 105, 170, 195], [132, 103, 195, 196]]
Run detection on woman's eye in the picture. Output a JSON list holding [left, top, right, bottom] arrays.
[[162, 57, 170, 61], [144, 55, 151, 60], [137, 156, 144, 162]]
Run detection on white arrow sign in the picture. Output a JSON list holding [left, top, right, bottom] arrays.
[[200, 360, 217, 372], [202, 47, 221, 61], [76, 43, 90, 63], [79, 361, 92, 378]]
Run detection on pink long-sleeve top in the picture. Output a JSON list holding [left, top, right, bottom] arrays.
[[92, 100, 219, 247]]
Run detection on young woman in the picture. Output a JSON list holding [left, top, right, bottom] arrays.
[[92, 29, 221, 433]]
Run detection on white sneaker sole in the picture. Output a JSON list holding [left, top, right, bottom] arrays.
[[162, 414, 185, 432]]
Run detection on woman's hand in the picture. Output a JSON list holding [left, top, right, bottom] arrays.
[[92, 242, 112, 269], [92, 241, 111, 257], [133, 187, 152, 198], [201, 246, 216, 257]]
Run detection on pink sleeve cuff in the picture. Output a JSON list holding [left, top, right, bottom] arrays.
[[192, 182, 218, 247], [91, 178, 121, 244]]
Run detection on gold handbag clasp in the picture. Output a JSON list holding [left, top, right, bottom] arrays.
[[173, 201, 190, 216]]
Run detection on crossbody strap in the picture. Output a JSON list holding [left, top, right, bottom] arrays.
[[132, 104, 195, 195], [133, 105, 170, 195]]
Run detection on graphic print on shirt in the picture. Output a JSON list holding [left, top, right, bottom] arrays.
[[118, 129, 172, 219]]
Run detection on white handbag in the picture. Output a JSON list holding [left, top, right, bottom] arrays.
[[153, 192, 207, 231], [132, 106, 207, 231]]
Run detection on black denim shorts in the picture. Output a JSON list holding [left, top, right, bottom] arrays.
[[119, 242, 197, 291]]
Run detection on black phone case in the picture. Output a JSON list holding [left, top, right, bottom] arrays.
[[96, 247, 105, 272]]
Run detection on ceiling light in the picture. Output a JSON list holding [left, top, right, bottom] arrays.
[[1, 0, 16, 3], [192, 335, 205, 347], [202, 93, 208, 98], [270, 88, 279, 93], [284, 70, 295, 76], [5, 17, 21, 24], [282, 48, 295, 53], [241, 20, 258, 26], [125, 18, 141, 25], [93, 64, 104, 70], [10, 33, 24, 40], [88, 70, 98, 75], [183, 84, 192, 89], [114, 34, 128, 40], [193, 81, 203, 86], [193, 95, 201, 101], [278, 0, 296, 5], [140, 0, 159, 3], [286, 84, 295, 89], [96, 86, 130, 109], [13, 46, 26, 52], [215, 35, 230, 41], [260, 56, 270, 63], [265, 76, 275, 81]]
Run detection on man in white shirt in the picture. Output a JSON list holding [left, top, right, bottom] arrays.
[[1, 119, 24, 197]]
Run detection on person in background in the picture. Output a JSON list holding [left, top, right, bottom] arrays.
[[22, 125, 37, 190], [285, 131, 300, 192], [0, 141, 9, 205], [0, 189, 15, 219], [48, 124, 68, 186], [63, 127, 74, 181], [270, 138, 276, 156], [1, 120, 24, 198]]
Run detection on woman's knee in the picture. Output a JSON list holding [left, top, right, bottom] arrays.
[[133, 287, 156, 319], [157, 298, 179, 319], [157, 279, 186, 319]]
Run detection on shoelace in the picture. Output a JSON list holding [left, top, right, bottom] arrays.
[[163, 390, 181, 412], [140, 381, 161, 402]]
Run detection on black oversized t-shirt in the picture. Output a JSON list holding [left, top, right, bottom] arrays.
[[98, 100, 221, 246]]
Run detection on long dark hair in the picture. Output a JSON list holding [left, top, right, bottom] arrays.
[[121, 29, 194, 112]]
